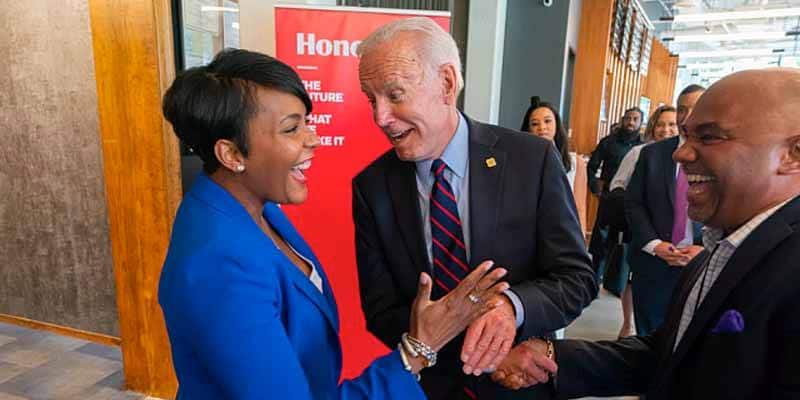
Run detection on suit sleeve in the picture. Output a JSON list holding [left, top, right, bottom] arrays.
[[352, 179, 412, 348], [625, 147, 661, 248], [512, 145, 598, 339], [181, 255, 425, 400], [552, 332, 663, 399]]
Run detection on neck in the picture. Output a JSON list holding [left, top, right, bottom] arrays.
[[209, 170, 266, 225], [723, 189, 800, 233], [431, 108, 460, 160]]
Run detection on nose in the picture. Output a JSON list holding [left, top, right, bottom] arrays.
[[305, 126, 321, 149], [373, 98, 394, 128], [672, 139, 695, 164]]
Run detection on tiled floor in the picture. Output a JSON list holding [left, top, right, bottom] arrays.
[[566, 289, 638, 400], [0, 323, 149, 400], [0, 289, 633, 400]]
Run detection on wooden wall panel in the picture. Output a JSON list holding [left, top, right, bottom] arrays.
[[642, 39, 679, 108], [88, 0, 180, 397], [570, 0, 659, 229], [569, 0, 615, 155], [0, 0, 119, 337]]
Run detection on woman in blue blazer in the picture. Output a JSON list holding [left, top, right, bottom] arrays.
[[158, 49, 509, 400]]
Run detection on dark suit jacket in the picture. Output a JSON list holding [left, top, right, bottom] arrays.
[[352, 114, 597, 399], [625, 137, 703, 333], [554, 196, 800, 399]]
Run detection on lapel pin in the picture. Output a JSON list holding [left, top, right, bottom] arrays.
[[485, 157, 497, 168]]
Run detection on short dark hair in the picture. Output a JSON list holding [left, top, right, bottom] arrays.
[[520, 96, 572, 173], [623, 107, 643, 118], [679, 84, 706, 97], [162, 49, 312, 174]]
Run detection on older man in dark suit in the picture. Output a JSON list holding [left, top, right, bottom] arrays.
[[491, 68, 800, 399], [352, 17, 596, 400]]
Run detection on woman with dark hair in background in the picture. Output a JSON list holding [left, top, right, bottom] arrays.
[[158, 49, 509, 400], [520, 97, 587, 231]]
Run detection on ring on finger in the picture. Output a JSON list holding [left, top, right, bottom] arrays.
[[468, 293, 481, 304]]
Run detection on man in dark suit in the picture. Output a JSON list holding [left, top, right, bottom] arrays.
[[352, 18, 596, 400], [625, 85, 706, 336], [490, 68, 800, 399]]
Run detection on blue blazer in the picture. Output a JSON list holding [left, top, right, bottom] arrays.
[[159, 174, 425, 400]]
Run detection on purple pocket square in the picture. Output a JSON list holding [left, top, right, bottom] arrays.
[[711, 309, 745, 334]]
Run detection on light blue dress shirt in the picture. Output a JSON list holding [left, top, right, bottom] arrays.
[[414, 113, 525, 327]]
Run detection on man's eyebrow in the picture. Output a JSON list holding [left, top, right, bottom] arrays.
[[692, 122, 727, 135]]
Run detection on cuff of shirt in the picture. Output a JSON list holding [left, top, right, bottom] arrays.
[[503, 289, 525, 328], [643, 239, 663, 255]]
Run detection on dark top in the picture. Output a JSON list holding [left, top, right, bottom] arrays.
[[553, 196, 800, 400], [587, 129, 643, 194]]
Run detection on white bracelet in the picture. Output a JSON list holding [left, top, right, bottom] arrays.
[[397, 343, 421, 381]]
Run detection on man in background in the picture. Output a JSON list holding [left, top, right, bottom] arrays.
[[587, 108, 644, 279]]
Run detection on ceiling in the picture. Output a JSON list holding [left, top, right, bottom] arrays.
[[641, 0, 800, 90]]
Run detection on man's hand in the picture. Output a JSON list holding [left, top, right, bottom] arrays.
[[460, 294, 516, 375], [491, 339, 558, 390], [677, 245, 704, 263], [653, 242, 689, 266]]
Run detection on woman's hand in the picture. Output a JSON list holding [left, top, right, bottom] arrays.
[[409, 260, 509, 353]]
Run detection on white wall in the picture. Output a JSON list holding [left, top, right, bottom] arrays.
[[239, 0, 337, 56], [463, 0, 507, 124]]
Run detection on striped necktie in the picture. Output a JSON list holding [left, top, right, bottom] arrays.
[[430, 159, 469, 299]]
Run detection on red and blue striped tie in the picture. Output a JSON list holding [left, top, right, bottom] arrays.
[[430, 159, 469, 300]]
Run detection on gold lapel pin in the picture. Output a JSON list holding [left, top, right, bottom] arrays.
[[485, 157, 497, 168]]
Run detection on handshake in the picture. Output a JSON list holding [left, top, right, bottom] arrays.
[[487, 338, 559, 390]]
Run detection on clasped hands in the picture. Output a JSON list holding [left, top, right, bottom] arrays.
[[408, 259, 558, 388], [654, 242, 703, 267], [459, 298, 558, 390]]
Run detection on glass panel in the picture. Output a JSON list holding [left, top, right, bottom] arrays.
[[180, 0, 240, 69]]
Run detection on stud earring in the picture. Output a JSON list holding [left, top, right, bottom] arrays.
[[235, 164, 245, 172]]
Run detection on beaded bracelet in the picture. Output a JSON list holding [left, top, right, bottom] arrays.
[[401, 332, 437, 368]]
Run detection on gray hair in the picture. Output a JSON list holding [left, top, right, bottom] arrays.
[[357, 17, 463, 94]]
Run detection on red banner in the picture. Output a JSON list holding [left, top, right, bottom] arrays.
[[275, 6, 450, 379]]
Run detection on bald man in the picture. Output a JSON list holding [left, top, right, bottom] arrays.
[[490, 69, 800, 399]]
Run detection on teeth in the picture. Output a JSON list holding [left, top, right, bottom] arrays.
[[687, 174, 715, 184], [389, 129, 410, 139], [294, 159, 311, 171]]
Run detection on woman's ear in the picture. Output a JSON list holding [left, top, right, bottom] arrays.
[[214, 139, 246, 173]]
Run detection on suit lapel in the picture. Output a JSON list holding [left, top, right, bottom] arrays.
[[652, 250, 711, 379], [467, 118, 505, 267], [657, 205, 796, 385], [387, 159, 430, 276], [264, 204, 340, 333]]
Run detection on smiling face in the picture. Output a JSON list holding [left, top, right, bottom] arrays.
[[672, 69, 800, 230], [528, 107, 557, 141], [652, 110, 678, 141], [358, 32, 458, 162], [236, 87, 319, 205]]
